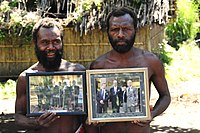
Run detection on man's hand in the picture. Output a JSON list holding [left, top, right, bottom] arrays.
[[131, 120, 152, 127], [36, 112, 58, 128], [131, 107, 153, 127]]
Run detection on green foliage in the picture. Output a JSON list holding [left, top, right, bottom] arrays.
[[165, 40, 200, 85], [153, 40, 174, 65], [72, 0, 102, 23], [82, 0, 102, 11], [0, 1, 41, 44], [0, 29, 6, 41], [0, 1, 10, 12], [165, 0, 199, 49], [9, 0, 20, 7], [0, 79, 16, 99]]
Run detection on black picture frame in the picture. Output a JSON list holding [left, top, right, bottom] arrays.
[[26, 71, 86, 117], [86, 68, 151, 124]]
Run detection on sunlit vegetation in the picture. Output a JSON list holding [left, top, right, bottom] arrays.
[[160, 40, 200, 86], [0, 79, 16, 99]]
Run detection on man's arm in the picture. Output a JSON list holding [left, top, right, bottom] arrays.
[[150, 59, 171, 119], [15, 74, 40, 129], [132, 56, 171, 127], [15, 74, 57, 129]]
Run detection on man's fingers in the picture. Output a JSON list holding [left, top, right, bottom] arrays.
[[131, 120, 151, 127], [42, 114, 57, 127], [39, 112, 52, 120], [37, 112, 57, 127]]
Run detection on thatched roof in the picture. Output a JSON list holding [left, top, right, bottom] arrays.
[[38, 0, 171, 35], [0, 0, 173, 37]]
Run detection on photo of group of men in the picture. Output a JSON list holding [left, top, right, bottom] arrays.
[[96, 78, 141, 114], [29, 75, 84, 113]]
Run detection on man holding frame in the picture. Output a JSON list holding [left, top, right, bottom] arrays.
[[15, 17, 86, 133], [86, 6, 171, 133]]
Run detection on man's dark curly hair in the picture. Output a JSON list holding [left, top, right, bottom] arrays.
[[106, 6, 137, 31], [32, 17, 64, 45]]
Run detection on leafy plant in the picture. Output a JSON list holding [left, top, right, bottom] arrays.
[[0, 1, 10, 12], [0, 79, 16, 99], [153, 40, 174, 65], [0, 1, 41, 44], [165, 0, 199, 49], [0, 29, 5, 41]]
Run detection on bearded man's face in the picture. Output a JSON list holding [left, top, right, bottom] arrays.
[[108, 33, 135, 53], [108, 14, 136, 53], [35, 27, 63, 70], [35, 46, 63, 70]]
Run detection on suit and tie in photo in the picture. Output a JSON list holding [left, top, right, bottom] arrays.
[[109, 80, 123, 113], [126, 80, 139, 112], [122, 85, 128, 113], [96, 83, 110, 113]]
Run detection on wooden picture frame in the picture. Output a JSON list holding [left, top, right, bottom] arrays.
[[26, 71, 86, 117], [86, 68, 150, 124]]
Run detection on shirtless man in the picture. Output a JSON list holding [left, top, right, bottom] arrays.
[[86, 7, 171, 133], [15, 17, 85, 133]]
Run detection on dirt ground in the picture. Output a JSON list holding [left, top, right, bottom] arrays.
[[0, 78, 200, 133], [150, 78, 200, 133]]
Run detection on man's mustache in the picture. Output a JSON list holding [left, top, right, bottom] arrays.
[[113, 39, 128, 43], [46, 49, 62, 55]]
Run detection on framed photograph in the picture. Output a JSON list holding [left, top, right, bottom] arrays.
[[26, 71, 86, 117], [86, 68, 150, 124]]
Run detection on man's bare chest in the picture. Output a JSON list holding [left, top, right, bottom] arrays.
[[101, 59, 153, 78], [104, 59, 150, 69]]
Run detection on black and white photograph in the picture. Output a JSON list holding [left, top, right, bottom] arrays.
[[26, 71, 86, 116], [86, 68, 151, 124]]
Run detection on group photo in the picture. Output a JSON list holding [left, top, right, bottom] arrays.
[[95, 78, 141, 114], [27, 73, 85, 115], [86, 68, 151, 124]]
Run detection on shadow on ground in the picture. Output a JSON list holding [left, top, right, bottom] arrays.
[[1, 114, 200, 133], [151, 125, 200, 133]]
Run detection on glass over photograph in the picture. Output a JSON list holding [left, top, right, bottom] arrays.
[[86, 68, 150, 124], [26, 71, 86, 116]]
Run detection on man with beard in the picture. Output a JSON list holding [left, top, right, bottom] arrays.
[[85, 7, 171, 133], [15, 18, 85, 133]]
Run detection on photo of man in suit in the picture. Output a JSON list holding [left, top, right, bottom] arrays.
[[109, 80, 122, 113], [126, 80, 139, 112], [96, 82, 110, 113], [121, 83, 128, 113]]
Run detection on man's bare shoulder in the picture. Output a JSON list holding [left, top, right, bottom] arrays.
[[18, 62, 40, 77], [90, 53, 108, 69], [138, 49, 164, 74], [16, 63, 40, 94], [61, 59, 86, 71], [138, 49, 161, 63]]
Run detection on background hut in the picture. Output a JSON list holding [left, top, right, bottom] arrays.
[[0, 0, 176, 79]]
